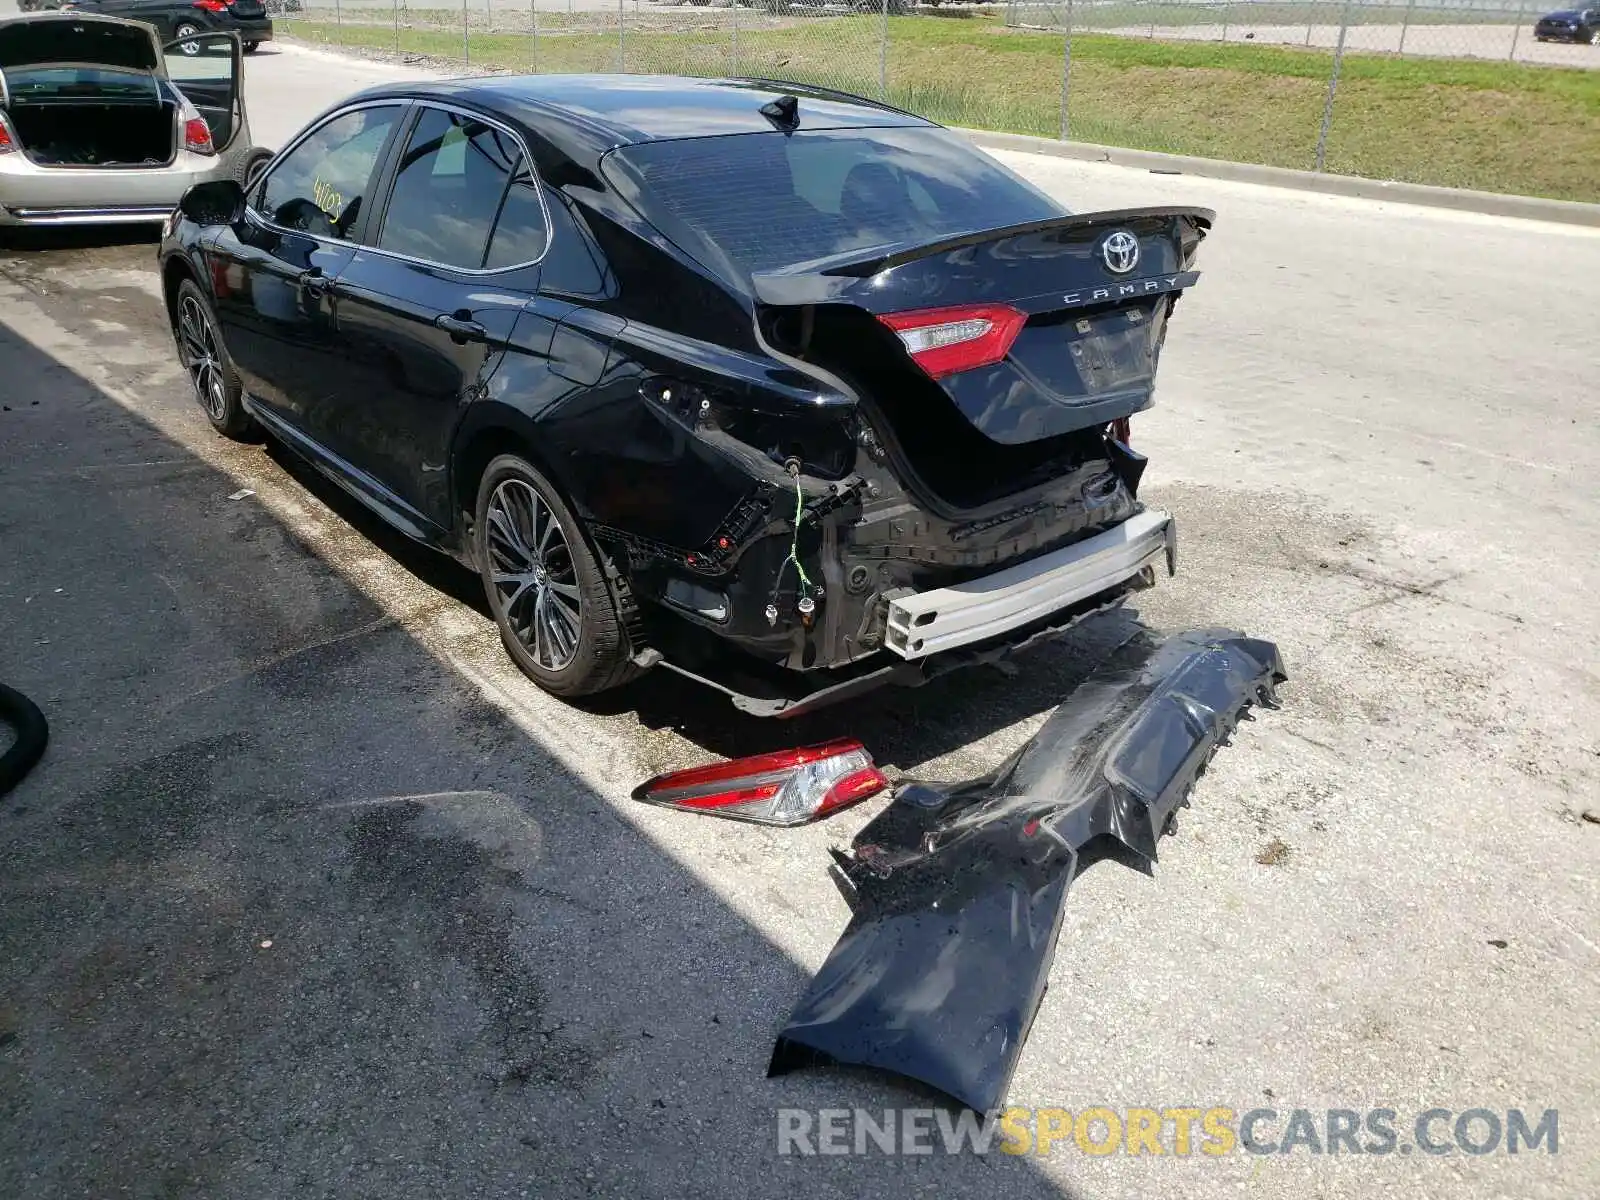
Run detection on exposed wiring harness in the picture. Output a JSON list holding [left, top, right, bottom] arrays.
[[769, 467, 817, 617], [0, 683, 48, 797]]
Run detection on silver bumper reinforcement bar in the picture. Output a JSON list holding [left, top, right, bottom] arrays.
[[884, 509, 1177, 660]]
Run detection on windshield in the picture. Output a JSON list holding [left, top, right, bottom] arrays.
[[602, 126, 1066, 283]]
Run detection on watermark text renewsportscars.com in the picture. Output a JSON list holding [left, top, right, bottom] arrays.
[[775, 1106, 1559, 1158]]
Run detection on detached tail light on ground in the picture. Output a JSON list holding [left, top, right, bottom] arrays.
[[631, 740, 889, 826], [878, 304, 1027, 379]]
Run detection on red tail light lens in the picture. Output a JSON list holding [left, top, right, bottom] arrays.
[[631, 739, 889, 827], [878, 303, 1027, 380], [0, 114, 16, 156], [183, 117, 215, 155], [193, 0, 227, 10]]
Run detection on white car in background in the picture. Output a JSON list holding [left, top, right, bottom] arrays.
[[0, 11, 270, 227]]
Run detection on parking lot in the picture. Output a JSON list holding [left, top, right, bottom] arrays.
[[2, 40, 1598, 1200]]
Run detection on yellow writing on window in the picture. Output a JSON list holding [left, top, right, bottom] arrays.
[[312, 177, 345, 219]]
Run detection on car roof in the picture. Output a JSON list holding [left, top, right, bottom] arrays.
[[341, 74, 936, 170]]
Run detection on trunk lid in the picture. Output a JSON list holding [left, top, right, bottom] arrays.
[[227, 0, 267, 18], [753, 206, 1212, 444], [0, 14, 160, 74]]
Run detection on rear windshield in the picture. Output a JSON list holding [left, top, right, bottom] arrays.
[[602, 126, 1065, 283], [3, 65, 160, 101]]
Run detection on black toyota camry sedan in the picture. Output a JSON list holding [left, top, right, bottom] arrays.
[[158, 75, 1211, 716]]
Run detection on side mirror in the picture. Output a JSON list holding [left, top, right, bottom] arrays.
[[178, 178, 245, 227]]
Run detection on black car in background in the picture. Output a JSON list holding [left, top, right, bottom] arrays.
[[44, 0, 273, 54], [157, 76, 1211, 715], [1534, 6, 1600, 41]]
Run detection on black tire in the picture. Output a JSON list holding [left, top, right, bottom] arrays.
[[0, 683, 48, 797], [243, 41, 262, 54], [234, 146, 274, 189], [474, 454, 637, 698], [173, 278, 255, 440]]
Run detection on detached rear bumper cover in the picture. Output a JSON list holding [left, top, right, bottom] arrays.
[[885, 509, 1176, 659], [768, 625, 1286, 1113]]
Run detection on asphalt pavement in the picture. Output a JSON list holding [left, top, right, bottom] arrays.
[[1, 41, 1597, 1200]]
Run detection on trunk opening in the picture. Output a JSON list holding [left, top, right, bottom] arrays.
[[771, 304, 1108, 513], [8, 100, 176, 167], [751, 207, 1212, 514]]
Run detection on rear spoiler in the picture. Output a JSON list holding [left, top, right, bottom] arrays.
[[750, 206, 1215, 307]]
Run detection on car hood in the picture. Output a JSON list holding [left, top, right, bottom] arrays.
[[0, 13, 160, 73]]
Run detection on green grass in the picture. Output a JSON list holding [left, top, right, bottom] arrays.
[[278, 13, 1600, 200]]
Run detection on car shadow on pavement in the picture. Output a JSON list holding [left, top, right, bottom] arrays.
[[0, 316, 1085, 1196], [0, 223, 161, 255]]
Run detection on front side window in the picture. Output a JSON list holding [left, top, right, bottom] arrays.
[[377, 107, 522, 270], [255, 104, 403, 240]]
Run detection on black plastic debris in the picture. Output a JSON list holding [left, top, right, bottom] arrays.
[[767, 627, 1286, 1114]]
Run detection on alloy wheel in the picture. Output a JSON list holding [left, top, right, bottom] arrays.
[[485, 478, 583, 672], [175, 24, 201, 55], [177, 295, 228, 422]]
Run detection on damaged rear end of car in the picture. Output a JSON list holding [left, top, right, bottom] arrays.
[[585, 121, 1212, 712]]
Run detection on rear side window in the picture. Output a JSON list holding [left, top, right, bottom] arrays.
[[603, 126, 1064, 280], [377, 107, 524, 270], [256, 104, 402, 241], [483, 166, 550, 270]]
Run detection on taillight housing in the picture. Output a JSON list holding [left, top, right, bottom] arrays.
[[193, 0, 228, 10], [0, 113, 16, 156], [878, 303, 1027, 379], [183, 116, 215, 156], [631, 740, 889, 827]]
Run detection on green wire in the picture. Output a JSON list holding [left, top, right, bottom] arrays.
[[789, 474, 814, 593]]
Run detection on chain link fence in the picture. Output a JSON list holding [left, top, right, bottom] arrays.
[[271, 0, 893, 96], [1006, 0, 1598, 65], [262, 0, 1600, 201]]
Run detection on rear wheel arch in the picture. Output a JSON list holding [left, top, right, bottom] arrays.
[[451, 414, 573, 545]]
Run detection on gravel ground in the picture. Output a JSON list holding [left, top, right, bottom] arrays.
[[1, 42, 1597, 1200]]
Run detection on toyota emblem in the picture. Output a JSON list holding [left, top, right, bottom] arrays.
[[1101, 230, 1140, 275]]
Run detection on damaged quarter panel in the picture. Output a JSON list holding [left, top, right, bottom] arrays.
[[768, 624, 1288, 1113]]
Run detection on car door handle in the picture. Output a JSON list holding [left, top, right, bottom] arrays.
[[297, 268, 333, 297], [435, 313, 489, 343]]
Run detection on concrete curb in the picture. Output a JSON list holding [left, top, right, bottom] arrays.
[[961, 129, 1600, 229]]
